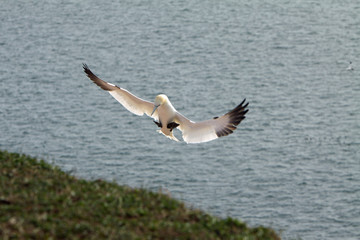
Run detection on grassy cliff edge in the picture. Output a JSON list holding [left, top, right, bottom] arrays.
[[0, 150, 280, 239]]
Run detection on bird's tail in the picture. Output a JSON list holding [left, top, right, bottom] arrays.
[[157, 130, 179, 142]]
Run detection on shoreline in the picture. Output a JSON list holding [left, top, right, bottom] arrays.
[[0, 150, 280, 239]]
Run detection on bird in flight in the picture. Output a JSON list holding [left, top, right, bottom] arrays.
[[83, 64, 248, 144]]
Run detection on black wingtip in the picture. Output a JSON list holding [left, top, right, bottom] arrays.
[[83, 63, 91, 74], [83, 64, 119, 91], [215, 99, 249, 138], [240, 98, 249, 108], [83, 63, 97, 80], [240, 98, 246, 106]]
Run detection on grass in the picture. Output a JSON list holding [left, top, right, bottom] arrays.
[[0, 150, 280, 240]]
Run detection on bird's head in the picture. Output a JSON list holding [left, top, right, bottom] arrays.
[[154, 94, 168, 105], [151, 94, 169, 116]]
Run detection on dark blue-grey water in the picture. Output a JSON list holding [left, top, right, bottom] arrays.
[[1, 1, 359, 239]]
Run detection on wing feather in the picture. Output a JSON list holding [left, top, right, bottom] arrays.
[[83, 64, 157, 119], [175, 99, 248, 143]]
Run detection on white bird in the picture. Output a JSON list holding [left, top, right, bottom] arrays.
[[83, 64, 249, 144], [347, 61, 354, 71]]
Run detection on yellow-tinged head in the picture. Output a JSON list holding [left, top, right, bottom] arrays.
[[151, 94, 169, 116], [154, 94, 169, 106]]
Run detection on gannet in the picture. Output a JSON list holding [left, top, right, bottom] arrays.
[[347, 61, 354, 71], [83, 64, 249, 143]]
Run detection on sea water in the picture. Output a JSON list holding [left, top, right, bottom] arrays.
[[1, 1, 359, 239]]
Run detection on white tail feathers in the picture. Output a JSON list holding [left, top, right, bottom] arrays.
[[157, 130, 179, 142]]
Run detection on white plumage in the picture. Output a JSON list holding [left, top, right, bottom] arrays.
[[83, 64, 248, 144]]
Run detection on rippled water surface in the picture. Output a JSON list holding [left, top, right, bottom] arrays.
[[1, 1, 359, 239]]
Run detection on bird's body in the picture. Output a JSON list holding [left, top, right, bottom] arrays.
[[83, 64, 248, 144], [153, 94, 180, 141]]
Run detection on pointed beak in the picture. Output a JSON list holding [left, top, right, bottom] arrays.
[[151, 105, 159, 116]]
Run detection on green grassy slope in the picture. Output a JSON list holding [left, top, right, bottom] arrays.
[[0, 150, 280, 240]]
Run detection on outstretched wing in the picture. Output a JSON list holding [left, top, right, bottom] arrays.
[[174, 99, 249, 143], [83, 64, 158, 120]]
